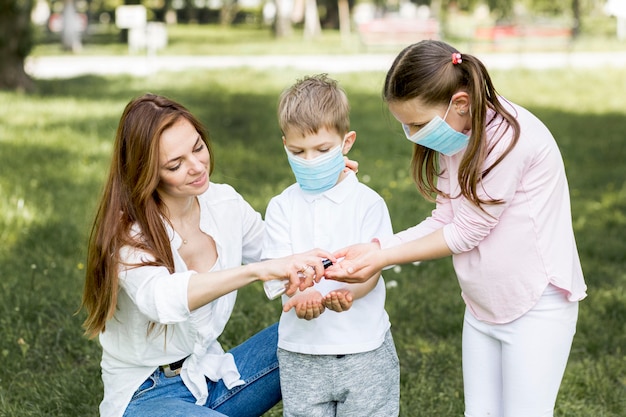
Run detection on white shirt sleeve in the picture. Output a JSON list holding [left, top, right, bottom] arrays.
[[239, 194, 266, 265], [262, 195, 294, 260], [118, 246, 192, 324]]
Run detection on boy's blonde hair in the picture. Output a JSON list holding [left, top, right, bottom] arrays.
[[278, 74, 350, 137]]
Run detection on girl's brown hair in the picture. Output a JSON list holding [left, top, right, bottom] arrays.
[[383, 40, 520, 207], [80, 94, 213, 338]]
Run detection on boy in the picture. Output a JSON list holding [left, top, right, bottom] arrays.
[[262, 74, 399, 417]]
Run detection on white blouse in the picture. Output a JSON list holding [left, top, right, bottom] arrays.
[[98, 183, 264, 417]]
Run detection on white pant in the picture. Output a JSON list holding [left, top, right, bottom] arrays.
[[462, 285, 579, 417]]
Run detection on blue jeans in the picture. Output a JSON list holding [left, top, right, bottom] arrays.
[[123, 323, 281, 417]]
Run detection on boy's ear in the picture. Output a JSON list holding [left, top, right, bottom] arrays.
[[342, 131, 356, 154], [282, 136, 287, 146]]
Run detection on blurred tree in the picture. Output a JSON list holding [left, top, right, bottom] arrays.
[[318, 0, 354, 29], [303, 0, 321, 38], [220, 0, 238, 25], [338, 0, 350, 39], [572, 0, 580, 37], [523, 0, 584, 37], [274, 0, 293, 37], [525, 0, 563, 14], [0, 0, 35, 91], [485, 0, 514, 21]]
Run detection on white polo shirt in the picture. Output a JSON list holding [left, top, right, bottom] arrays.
[[263, 171, 393, 355]]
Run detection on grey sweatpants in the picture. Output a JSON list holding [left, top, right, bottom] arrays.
[[277, 330, 400, 417]]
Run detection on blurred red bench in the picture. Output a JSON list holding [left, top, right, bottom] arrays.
[[358, 18, 440, 49], [474, 24, 572, 50]]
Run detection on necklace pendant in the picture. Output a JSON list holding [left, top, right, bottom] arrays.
[[183, 239, 188, 244]]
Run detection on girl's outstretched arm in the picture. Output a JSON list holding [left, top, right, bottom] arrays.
[[325, 229, 452, 283]]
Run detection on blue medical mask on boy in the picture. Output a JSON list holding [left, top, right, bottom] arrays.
[[402, 100, 469, 156], [285, 141, 346, 193]]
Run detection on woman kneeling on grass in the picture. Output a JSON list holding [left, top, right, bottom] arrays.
[[80, 93, 334, 417], [325, 40, 588, 417]]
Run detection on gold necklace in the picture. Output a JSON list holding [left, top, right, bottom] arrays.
[[173, 199, 197, 246]]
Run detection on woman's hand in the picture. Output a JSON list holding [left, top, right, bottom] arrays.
[[259, 249, 335, 296], [343, 157, 358, 174], [324, 242, 383, 283]]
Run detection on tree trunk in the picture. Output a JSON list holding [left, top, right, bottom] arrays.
[[338, 0, 350, 41], [219, 0, 238, 26], [303, 0, 321, 39], [572, 0, 580, 38], [0, 0, 35, 91], [274, 0, 293, 38]]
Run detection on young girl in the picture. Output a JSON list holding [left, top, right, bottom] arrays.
[[325, 40, 587, 417], [81, 93, 332, 417]]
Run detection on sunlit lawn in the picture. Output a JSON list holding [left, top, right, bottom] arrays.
[[0, 61, 624, 415]]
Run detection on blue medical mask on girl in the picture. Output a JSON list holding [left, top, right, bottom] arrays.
[[285, 140, 346, 193], [402, 99, 469, 156]]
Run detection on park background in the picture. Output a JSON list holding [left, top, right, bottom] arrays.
[[1, 0, 625, 415]]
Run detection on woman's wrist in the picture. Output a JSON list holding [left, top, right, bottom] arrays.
[[244, 262, 266, 283]]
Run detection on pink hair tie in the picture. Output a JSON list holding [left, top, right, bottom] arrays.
[[452, 52, 462, 65]]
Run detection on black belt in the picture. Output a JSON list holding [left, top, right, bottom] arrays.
[[159, 356, 187, 378]]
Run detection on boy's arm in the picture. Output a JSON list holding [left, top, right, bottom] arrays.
[[347, 270, 381, 300]]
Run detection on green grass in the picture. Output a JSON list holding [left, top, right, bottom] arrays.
[[1, 51, 625, 415]]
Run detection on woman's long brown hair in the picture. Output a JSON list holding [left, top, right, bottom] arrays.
[[80, 94, 213, 339], [383, 40, 520, 207]]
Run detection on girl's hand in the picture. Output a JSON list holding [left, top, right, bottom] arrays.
[[324, 242, 382, 283]]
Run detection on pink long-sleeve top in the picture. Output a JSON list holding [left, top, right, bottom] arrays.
[[380, 100, 587, 324]]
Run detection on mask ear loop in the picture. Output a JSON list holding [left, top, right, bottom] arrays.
[[339, 135, 349, 154], [442, 99, 454, 122]]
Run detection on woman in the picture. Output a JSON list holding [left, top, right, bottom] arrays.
[[81, 93, 332, 417], [325, 40, 587, 417]]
